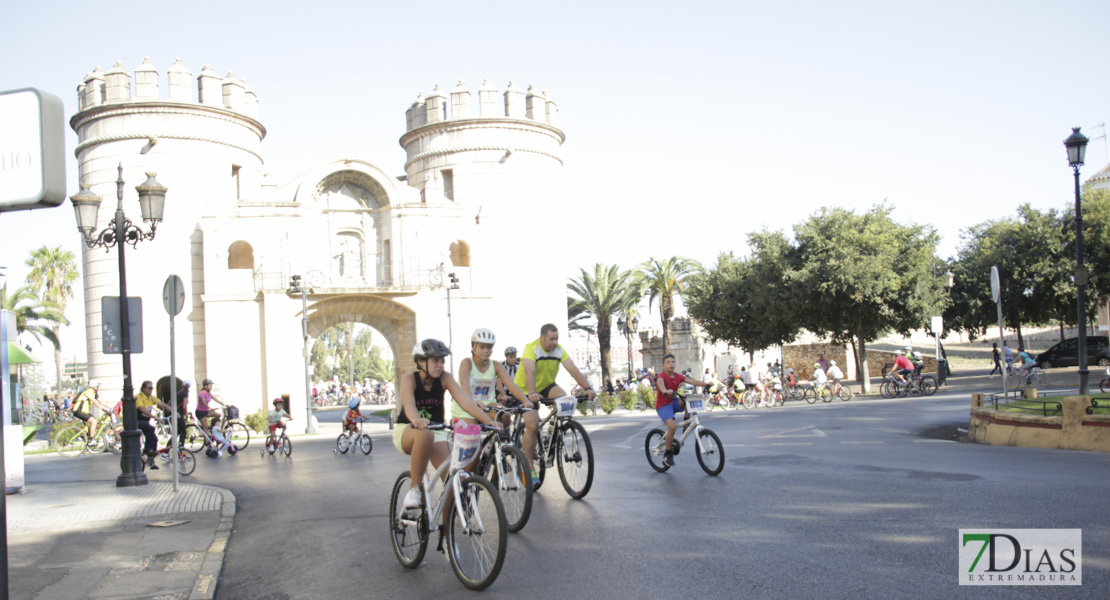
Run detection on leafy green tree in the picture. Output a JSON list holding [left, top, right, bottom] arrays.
[[25, 245, 79, 394], [568, 264, 642, 390], [0, 283, 65, 350], [1082, 188, 1110, 302], [792, 205, 948, 393], [637, 256, 701, 353]]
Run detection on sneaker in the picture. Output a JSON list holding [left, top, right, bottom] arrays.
[[149, 459, 160, 470], [229, 446, 238, 456], [530, 468, 540, 486], [663, 451, 675, 467], [403, 487, 423, 509], [217, 450, 224, 457]]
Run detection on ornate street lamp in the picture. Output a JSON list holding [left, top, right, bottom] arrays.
[[1064, 127, 1091, 394], [69, 163, 167, 487], [617, 314, 639, 382]]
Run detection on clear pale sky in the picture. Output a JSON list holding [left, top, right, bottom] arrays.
[[2, 0, 1109, 363]]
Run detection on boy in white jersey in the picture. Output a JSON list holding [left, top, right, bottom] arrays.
[[453, 328, 540, 482]]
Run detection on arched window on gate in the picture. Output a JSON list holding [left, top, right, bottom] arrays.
[[228, 241, 254, 270]]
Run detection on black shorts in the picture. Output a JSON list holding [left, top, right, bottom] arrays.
[[74, 410, 92, 422], [195, 409, 209, 420], [540, 383, 559, 398]]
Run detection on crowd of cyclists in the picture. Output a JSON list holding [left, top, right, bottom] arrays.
[[312, 378, 394, 407]]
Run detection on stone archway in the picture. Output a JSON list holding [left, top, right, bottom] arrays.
[[299, 294, 417, 382]]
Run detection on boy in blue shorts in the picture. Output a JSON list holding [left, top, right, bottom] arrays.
[[656, 354, 710, 467]]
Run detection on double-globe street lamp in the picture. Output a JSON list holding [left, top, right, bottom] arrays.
[[1064, 127, 1091, 395], [70, 163, 167, 487], [617, 314, 639, 383]]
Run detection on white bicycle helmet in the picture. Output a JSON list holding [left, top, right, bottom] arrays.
[[89, 379, 101, 388], [829, 360, 837, 366], [471, 328, 496, 345]]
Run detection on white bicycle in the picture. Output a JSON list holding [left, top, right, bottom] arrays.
[[389, 422, 508, 590], [644, 394, 725, 475]]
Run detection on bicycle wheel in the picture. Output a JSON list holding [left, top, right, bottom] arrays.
[[1033, 371, 1049, 388], [176, 449, 197, 476], [485, 444, 532, 533], [359, 434, 373, 455], [514, 426, 546, 491], [836, 385, 853, 401], [879, 381, 893, 399], [389, 471, 428, 568], [227, 422, 250, 449], [919, 376, 937, 396], [55, 426, 88, 457], [1100, 378, 1109, 393], [281, 436, 292, 456], [644, 428, 669, 472], [1006, 373, 1021, 391], [336, 434, 350, 454], [106, 427, 123, 454], [695, 428, 725, 476], [742, 391, 756, 409], [556, 420, 593, 499], [446, 475, 507, 591], [184, 424, 206, 452], [805, 388, 817, 404]]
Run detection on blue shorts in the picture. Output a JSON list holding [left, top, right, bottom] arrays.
[[656, 397, 685, 424]]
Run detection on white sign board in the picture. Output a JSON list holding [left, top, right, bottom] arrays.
[[932, 316, 944, 336], [0, 88, 66, 211], [990, 266, 1001, 304]]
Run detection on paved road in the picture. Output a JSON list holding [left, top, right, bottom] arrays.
[[24, 382, 1110, 598]]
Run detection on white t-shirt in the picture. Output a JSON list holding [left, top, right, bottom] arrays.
[[267, 408, 288, 425], [813, 368, 827, 385], [827, 366, 844, 380]]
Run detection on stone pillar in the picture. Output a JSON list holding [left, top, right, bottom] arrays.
[[503, 81, 525, 117], [167, 59, 192, 102], [1061, 396, 1088, 449], [222, 71, 245, 111], [197, 64, 222, 106], [478, 79, 498, 116], [241, 78, 259, 118], [134, 57, 159, 100], [425, 85, 446, 123], [526, 84, 544, 120], [545, 92, 559, 126], [103, 61, 131, 103], [412, 93, 426, 128], [451, 80, 470, 118], [83, 67, 105, 108]]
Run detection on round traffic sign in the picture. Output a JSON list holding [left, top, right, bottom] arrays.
[[163, 275, 185, 316]]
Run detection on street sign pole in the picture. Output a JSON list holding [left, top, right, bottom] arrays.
[[163, 276, 185, 490], [991, 266, 1008, 396]]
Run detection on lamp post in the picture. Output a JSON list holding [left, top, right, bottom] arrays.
[[288, 275, 316, 433], [617, 314, 639, 382], [69, 163, 167, 487], [446, 272, 459, 373], [1064, 127, 1091, 394]]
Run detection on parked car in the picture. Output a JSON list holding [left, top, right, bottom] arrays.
[[1034, 336, 1110, 368]]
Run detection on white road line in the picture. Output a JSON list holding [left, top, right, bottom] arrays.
[[912, 439, 957, 443], [769, 442, 813, 446], [840, 441, 884, 445]]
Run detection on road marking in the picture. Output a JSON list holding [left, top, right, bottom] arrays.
[[761, 425, 826, 439], [912, 439, 956, 443], [840, 441, 884, 445], [769, 442, 813, 446]]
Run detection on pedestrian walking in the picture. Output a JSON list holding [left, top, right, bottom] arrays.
[[989, 343, 1002, 378]]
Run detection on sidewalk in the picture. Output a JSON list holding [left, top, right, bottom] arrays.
[[6, 481, 235, 600]]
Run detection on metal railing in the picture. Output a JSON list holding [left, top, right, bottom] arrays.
[[983, 392, 1061, 417]]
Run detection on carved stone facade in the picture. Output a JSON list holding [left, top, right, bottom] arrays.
[[72, 59, 565, 415]]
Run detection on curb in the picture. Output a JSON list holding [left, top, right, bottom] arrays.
[[189, 484, 237, 600]]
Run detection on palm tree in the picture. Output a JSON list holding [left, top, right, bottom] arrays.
[[638, 256, 701, 354], [568, 264, 642, 391], [567, 297, 596, 335], [0, 283, 66, 351], [26, 246, 79, 395]]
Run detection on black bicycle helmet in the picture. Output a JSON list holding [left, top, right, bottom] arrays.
[[413, 338, 451, 362]]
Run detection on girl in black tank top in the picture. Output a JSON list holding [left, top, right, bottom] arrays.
[[397, 373, 446, 425]]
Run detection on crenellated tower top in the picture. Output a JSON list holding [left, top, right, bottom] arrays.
[[404, 79, 559, 132], [76, 58, 260, 118]]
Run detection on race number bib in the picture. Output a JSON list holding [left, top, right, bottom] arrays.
[[471, 378, 495, 404]]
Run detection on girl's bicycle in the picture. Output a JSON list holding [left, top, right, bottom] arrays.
[[262, 428, 292, 457], [511, 395, 594, 499], [334, 417, 373, 455], [474, 406, 533, 532], [389, 421, 508, 590], [644, 394, 724, 475]]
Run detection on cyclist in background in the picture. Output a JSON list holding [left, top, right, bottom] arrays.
[[266, 397, 293, 450], [1015, 347, 1037, 376], [826, 360, 845, 395], [74, 380, 109, 439], [496, 346, 519, 402], [196, 379, 228, 438], [135, 380, 173, 468], [890, 351, 915, 387], [812, 363, 828, 399], [343, 395, 362, 437]]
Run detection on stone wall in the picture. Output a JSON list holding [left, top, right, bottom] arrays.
[[968, 393, 1110, 452]]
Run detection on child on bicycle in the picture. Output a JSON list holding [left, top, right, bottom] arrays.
[[394, 338, 500, 510], [454, 328, 537, 475], [656, 354, 709, 467], [826, 360, 844, 394], [812, 362, 828, 398], [343, 396, 363, 437], [266, 397, 293, 449]]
